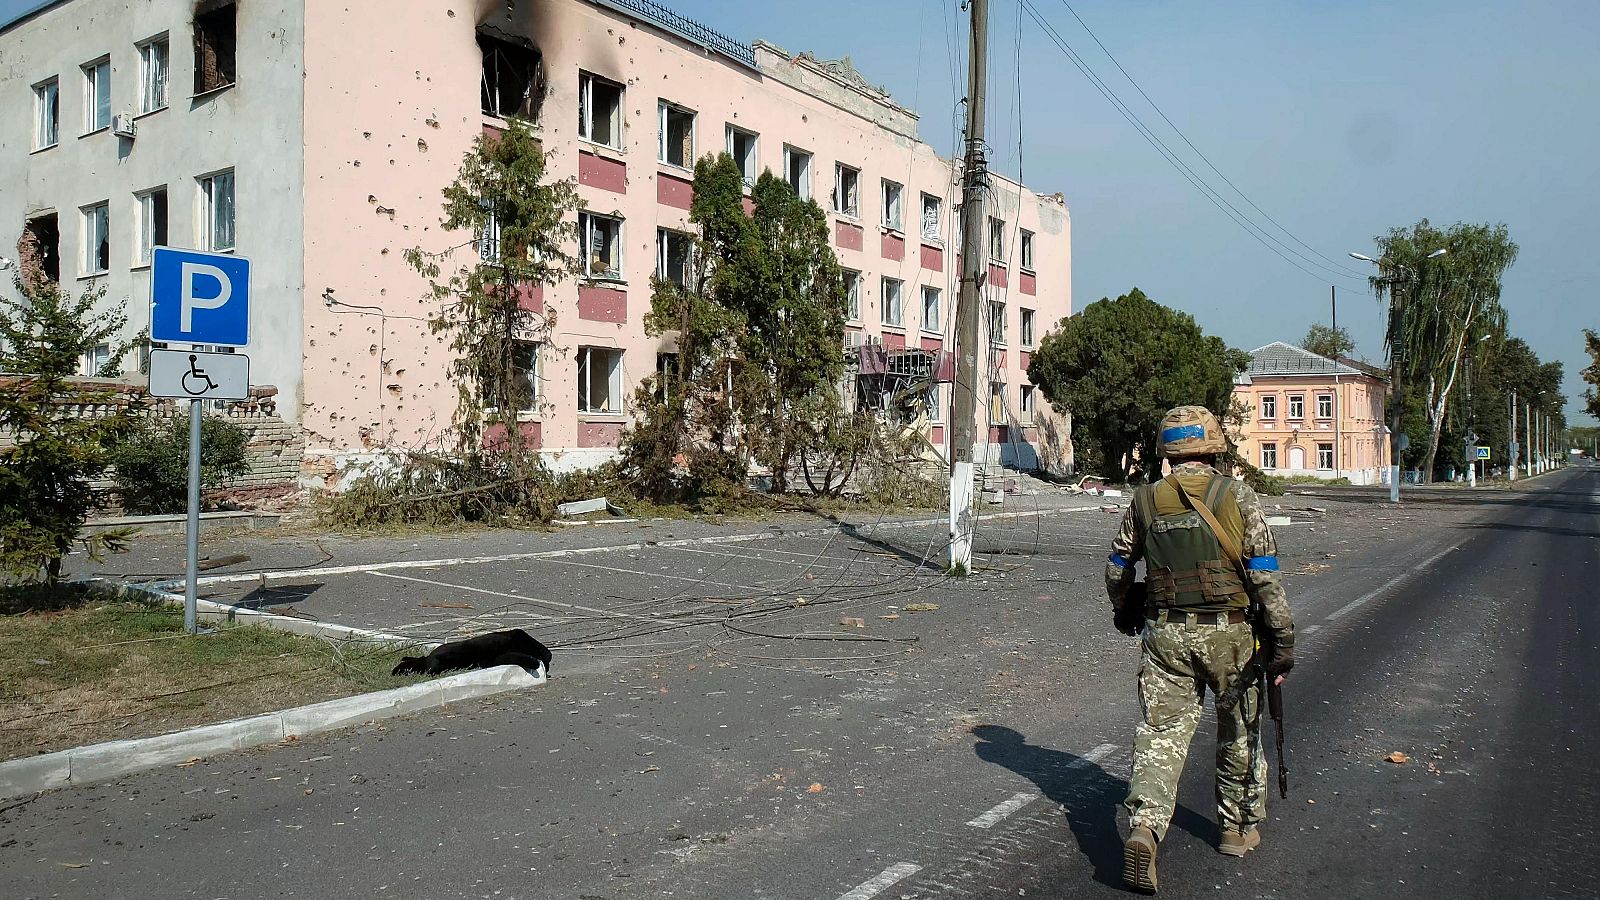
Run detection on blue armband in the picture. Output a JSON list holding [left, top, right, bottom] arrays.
[[1108, 552, 1131, 569], [1245, 555, 1279, 572]]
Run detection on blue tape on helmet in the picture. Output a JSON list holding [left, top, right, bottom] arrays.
[[1161, 424, 1206, 444], [1109, 552, 1131, 569], [1245, 555, 1279, 571]]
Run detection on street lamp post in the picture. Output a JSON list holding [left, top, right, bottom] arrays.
[[1351, 248, 1446, 501]]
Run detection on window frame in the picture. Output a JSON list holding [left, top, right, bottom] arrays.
[[657, 100, 696, 168], [1261, 442, 1279, 470], [920, 285, 941, 334], [1020, 229, 1035, 271], [81, 201, 110, 276], [656, 227, 693, 288], [832, 162, 860, 218], [33, 78, 59, 150], [1020, 384, 1036, 424], [988, 300, 1006, 346], [843, 269, 861, 322], [192, 2, 237, 96], [926, 384, 943, 423], [138, 34, 170, 114], [920, 192, 942, 242], [988, 216, 1007, 262], [989, 382, 1008, 424], [1019, 308, 1036, 347], [134, 186, 168, 267], [198, 169, 236, 252], [82, 57, 111, 134], [482, 340, 541, 415], [782, 144, 812, 198], [578, 70, 624, 149], [1316, 393, 1334, 419], [1287, 393, 1305, 420], [1316, 442, 1335, 471], [881, 277, 904, 327], [1260, 394, 1277, 420], [725, 124, 758, 187], [576, 345, 625, 416], [478, 32, 539, 120], [577, 211, 625, 281], [881, 179, 903, 231]]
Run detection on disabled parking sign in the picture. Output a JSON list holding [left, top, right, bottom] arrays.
[[150, 247, 250, 347]]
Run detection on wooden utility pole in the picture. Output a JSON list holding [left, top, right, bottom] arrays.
[[948, 0, 988, 574]]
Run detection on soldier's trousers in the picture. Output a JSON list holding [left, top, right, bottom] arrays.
[[1124, 617, 1266, 841]]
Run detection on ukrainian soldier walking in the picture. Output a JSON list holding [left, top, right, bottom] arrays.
[[1104, 406, 1295, 894]]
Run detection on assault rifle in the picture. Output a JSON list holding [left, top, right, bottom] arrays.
[[1217, 610, 1289, 799]]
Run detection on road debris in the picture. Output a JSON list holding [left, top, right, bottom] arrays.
[[839, 617, 866, 628], [806, 782, 824, 793], [903, 603, 940, 613], [1386, 751, 1409, 764]]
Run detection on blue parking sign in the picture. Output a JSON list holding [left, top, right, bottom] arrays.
[[150, 247, 250, 347]]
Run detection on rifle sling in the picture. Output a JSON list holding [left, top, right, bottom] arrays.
[[1171, 476, 1244, 571]]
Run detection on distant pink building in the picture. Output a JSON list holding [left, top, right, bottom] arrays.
[[2, 0, 1073, 481], [1231, 343, 1390, 485]]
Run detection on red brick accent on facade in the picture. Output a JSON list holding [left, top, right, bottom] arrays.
[[482, 123, 505, 144], [934, 352, 954, 382], [515, 282, 543, 313], [835, 220, 864, 251], [989, 424, 1009, 444], [1020, 271, 1037, 295], [1023, 426, 1038, 441], [657, 171, 693, 210], [577, 285, 627, 323], [578, 421, 624, 448], [920, 242, 944, 272], [1019, 350, 1031, 372], [995, 350, 1007, 369], [988, 263, 1008, 289], [579, 150, 626, 194], [483, 421, 542, 452], [882, 331, 906, 350], [920, 335, 942, 352], [930, 425, 945, 447], [881, 232, 905, 262], [741, 196, 755, 216]]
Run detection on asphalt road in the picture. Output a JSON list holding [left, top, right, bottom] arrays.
[[4, 468, 1594, 899]]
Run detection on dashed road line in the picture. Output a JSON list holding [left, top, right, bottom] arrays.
[[966, 792, 1039, 828], [1325, 541, 1462, 622], [836, 863, 923, 900]]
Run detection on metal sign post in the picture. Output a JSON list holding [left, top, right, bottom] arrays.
[[148, 248, 252, 634]]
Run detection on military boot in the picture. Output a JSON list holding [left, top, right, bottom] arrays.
[[1123, 824, 1158, 893], [1218, 826, 1261, 857]]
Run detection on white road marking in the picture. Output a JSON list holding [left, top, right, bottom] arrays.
[[187, 506, 1100, 587], [541, 556, 770, 593], [967, 792, 1039, 828], [1302, 624, 1322, 635], [1325, 541, 1462, 622], [368, 571, 720, 626], [836, 863, 923, 900]]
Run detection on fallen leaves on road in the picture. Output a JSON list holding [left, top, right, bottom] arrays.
[[878, 614, 900, 620], [1386, 751, 1409, 764], [839, 617, 866, 628], [903, 603, 940, 613], [59, 862, 87, 869], [174, 757, 202, 768], [806, 783, 824, 793]]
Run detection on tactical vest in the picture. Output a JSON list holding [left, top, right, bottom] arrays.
[[1132, 472, 1249, 611]]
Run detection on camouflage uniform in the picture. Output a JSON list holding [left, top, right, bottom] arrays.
[[1105, 460, 1294, 841]]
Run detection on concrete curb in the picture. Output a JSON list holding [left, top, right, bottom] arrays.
[[94, 579, 441, 652], [0, 664, 543, 800]]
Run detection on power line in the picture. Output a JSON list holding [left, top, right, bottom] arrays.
[[1055, 0, 1369, 280], [1019, 0, 1365, 285]]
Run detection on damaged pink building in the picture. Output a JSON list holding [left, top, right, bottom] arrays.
[[1, 0, 1073, 480]]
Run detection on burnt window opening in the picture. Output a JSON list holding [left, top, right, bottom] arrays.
[[479, 31, 542, 120], [20, 213, 61, 285], [193, 2, 237, 95]]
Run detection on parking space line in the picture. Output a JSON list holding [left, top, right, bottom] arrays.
[[835, 863, 922, 900], [368, 571, 719, 625], [542, 556, 772, 593]]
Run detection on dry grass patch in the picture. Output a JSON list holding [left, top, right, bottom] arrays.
[[0, 596, 422, 760]]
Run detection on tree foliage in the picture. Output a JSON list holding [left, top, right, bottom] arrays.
[[110, 416, 251, 515], [1300, 323, 1354, 360], [1365, 219, 1517, 482], [1026, 288, 1248, 482], [0, 273, 141, 583], [404, 120, 581, 456], [1584, 328, 1600, 421]]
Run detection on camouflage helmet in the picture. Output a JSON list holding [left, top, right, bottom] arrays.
[[1158, 405, 1227, 458]]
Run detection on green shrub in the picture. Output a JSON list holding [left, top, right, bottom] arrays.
[[110, 417, 251, 514]]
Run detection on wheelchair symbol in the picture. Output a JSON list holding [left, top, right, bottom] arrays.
[[181, 354, 218, 396]]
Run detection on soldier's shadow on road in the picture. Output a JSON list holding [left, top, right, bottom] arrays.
[[972, 725, 1212, 889]]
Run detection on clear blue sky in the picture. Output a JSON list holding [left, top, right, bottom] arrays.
[[6, 0, 1595, 424]]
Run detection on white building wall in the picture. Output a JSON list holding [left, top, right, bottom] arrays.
[[0, 0, 306, 420]]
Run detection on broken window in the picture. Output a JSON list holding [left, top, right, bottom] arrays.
[[921, 193, 941, 242], [881, 180, 903, 231], [726, 125, 758, 187], [843, 270, 861, 321], [1020, 385, 1036, 424], [478, 202, 501, 263], [136, 187, 168, 266], [656, 228, 692, 288], [921, 286, 941, 333], [988, 301, 1006, 346], [654, 352, 679, 403], [480, 32, 541, 120], [988, 217, 1007, 261], [139, 35, 170, 113], [193, 2, 236, 95], [783, 145, 811, 198], [578, 71, 623, 148], [20, 213, 61, 284], [1019, 308, 1035, 346], [81, 202, 109, 275], [82, 58, 110, 133], [1020, 229, 1035, 270], [577, 346, 624, 414], [480, 340, 539, 412], [658, 101, 695, 167], [881, 277, 903, 327], [578, 212, 623, 280], [833, 163, 859, 217], [990, 383, 1007, 423], [926, 385, 942, 423], [33, 78, 58, 149], [199, 169, 235, 251]]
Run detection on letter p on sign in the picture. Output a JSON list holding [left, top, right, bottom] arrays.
[[150, 247, 251, 347]]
